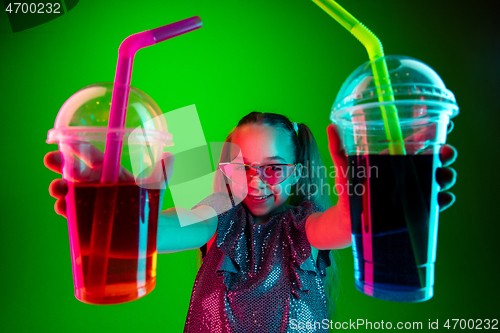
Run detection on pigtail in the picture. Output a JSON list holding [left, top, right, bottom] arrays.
[[288, 123, 332, 210], [291, 122, 339, 321], [212, 130, 235, 193], [196, 131, 236, 264]]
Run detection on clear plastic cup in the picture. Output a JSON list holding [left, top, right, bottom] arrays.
[[331, 55, 459, 302], [47, 83, 173, 304]]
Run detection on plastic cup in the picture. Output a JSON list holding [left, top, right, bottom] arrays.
[[47, 83, 172, 304], [331, 55, 459, 302]]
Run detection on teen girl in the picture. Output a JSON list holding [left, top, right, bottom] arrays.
[[45, 112, 457, 332]]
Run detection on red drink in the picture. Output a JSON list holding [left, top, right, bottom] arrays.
[[66, 182, 161, 305]]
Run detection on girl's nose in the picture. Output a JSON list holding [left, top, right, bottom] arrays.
[[247, 172, 266, 188]]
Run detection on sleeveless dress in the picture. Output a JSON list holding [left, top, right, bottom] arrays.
[[184, 193, 332, 332]]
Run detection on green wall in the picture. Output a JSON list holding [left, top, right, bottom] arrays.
[[1, 0, 498, 331]]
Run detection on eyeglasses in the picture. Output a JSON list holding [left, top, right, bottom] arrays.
[[218, 163, 297, 185]]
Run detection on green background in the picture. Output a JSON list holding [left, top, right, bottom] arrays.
[[1, 0, 498, 331]]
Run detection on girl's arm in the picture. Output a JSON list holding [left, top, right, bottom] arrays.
[[305, 203, 352, 250], [157, 205, 218, 253], [305, 124, 352, 250], [44, 150, 219, 252]]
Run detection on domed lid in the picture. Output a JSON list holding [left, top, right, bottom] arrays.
[[47, 82, 172, 144], [331, 55, 459, 122]]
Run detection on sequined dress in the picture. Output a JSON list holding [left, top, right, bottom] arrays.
[[184, 193, 332, 332]]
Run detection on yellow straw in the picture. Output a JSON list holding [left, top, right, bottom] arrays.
[[313, 0, 406, 155]]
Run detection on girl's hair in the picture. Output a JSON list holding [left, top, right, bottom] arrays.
[[213, 111, 339, 319]]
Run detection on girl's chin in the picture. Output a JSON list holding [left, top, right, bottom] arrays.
[[243, 196, 290, 221], [243, 197, 273, 215]]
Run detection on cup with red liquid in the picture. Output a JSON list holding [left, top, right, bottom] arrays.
[[47, 82, 172, 304], [331, 55, 459, 302]]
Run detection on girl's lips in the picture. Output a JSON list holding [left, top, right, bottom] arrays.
[[247, 193, 272, 203]]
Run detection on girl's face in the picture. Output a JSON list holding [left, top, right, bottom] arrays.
[[230, 124, 301, 222]]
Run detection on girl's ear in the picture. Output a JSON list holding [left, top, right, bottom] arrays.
[[292, 163, 303, 185]]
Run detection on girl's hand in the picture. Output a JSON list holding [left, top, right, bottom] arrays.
[[327, 123, 458, 212], [44, 149, 174, 218], [44, 151, 69, 217], [436, 138, 458, 211]]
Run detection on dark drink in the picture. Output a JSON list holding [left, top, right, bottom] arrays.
[[66, 182, 161, 305], [348, 154, 439, 302]]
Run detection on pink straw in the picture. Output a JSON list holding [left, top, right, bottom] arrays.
[[86, 17, 202, 299], [101, 16, 203, 183]]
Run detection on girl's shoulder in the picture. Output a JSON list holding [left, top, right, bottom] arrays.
[[288, 200, 325, 214], [281, 200, 325, 228]]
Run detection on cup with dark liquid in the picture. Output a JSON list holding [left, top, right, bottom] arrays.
[[331, 55, 459, 302], [47, 83, 172, 304]]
